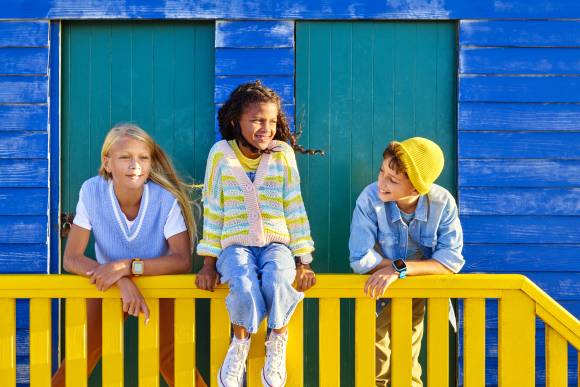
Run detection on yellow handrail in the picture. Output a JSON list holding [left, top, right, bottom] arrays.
[[0, 274, 578, 386]]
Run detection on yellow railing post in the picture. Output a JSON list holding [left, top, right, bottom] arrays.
[[102, 298, 124, 387], [545, 325, 568, 387], [463, 298, 486, 387], [319, 298, 340, 386], [30, 298, 52, 387], [286, 302, 304, 387], [247, 319, 267, 386], [210, 299, 230, 387], [355, 298, 374, 387], [427, 298, 449, 387], [499, 290, 535, 387], [175, 298, 196, 387], [65, 298, 87, 387], [0, 298, 16, 386], [139, 298, 160, 387], [391, 298, 413, 386]]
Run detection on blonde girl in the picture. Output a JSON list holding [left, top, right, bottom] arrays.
[[53, 124, 206, 387]]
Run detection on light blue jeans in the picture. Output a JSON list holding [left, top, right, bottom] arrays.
[[217, 243, 303, 333]]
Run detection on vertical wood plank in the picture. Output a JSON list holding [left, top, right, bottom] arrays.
[[0, 299, 16, 386], [287, 302, 304, 387], [463, 298, 486, 387], [66, 298, 87, 387], [391, 298, 413, 386], [102, 298, 124, 387], [30, 298, 51, 387], [427, 298, 449, 387], [247, 320, 267, 386], [545, 325, 568, 387], [319, 298, 340, 386], [138, 298, 159, 387], [355, 298, 374, 387], [210, 299, 230, 387], [499, 290, 535, 387], [175, 298, 196, 387]]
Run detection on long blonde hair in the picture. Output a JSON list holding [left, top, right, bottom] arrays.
[[98, 124, 196, 247]]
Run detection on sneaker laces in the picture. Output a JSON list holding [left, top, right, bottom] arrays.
[[223, 339, 249, 380], [265, 333, 287, 375]]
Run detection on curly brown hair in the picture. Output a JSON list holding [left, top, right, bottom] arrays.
[[382, 141, 407, 176], [217, 80, 324, 155]]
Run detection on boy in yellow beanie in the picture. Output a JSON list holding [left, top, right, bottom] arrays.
[[349, 137, 464, 386]]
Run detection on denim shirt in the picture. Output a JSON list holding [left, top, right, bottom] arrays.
[[349, 182, 464, 274]]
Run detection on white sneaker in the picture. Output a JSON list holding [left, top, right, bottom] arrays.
[[218, 336, 250, 387], [261, 331, 288, 387]]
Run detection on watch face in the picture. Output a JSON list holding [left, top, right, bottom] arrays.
[[132, 261, 144, 275], [393, 259, 406, 270]]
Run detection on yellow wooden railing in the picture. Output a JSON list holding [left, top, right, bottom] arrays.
[[0, 274, 578, 386]]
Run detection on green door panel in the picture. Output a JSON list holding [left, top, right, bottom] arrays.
[[61, 21, 215, 386], [296, 21, 457, 387]]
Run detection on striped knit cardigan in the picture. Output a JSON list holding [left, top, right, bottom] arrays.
[[196, 140, 315, 258]]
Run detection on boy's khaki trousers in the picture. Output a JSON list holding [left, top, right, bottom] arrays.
[[376, 298, 426, 387]]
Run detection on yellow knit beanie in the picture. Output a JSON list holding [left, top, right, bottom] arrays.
[[392, 137, 444, 195]]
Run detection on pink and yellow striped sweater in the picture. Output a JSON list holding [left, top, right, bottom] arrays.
[[197, 140, 315, 258]]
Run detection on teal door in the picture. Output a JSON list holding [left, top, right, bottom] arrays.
[[296, 21, 457, 386], [61, 21, 215, 386]]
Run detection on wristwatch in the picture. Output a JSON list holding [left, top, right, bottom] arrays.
[[130, 258, 144, 276], [391, 258, 407, 279], [295, 254, 313, 265]]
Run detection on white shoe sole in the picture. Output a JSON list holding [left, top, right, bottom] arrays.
[[217, 366, 243, 387]]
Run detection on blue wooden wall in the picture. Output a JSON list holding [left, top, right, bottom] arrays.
[[0, 2, 579, 386], [458, 20, 580, 385]]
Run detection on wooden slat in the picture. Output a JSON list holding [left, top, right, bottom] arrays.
[[463, 245, 580, 272], [460, 187, 580, 216], [545, 325, 568, 387], [0, 21, 49, 47], [0, 160, 48, 187], [459, 132, 580, 159], [459, 102, 580, 132], [461, 47, 580, 74], [0, 48, 48, 75], [460, 160, 580, 187], [391, 298, 412, 386], [102, 298, 123, 387], [460, 75, 580, 103], [0, 76, 47, 103], [0, 188, 48, 216], [138, 298, 159, 387], [427, 298, 449, 387], [216, 21, 293, 48], [463, 298, 486, 387], [0, 105, 48, 131], [247, 320, 267, 386], [214, 75, 294, 104], [215, 48, 294, 76], [0, 131, 48, 159], [462, 216, 580, 245], [0, 244, 47, 273], [499, 290, 535, 387], [210, 299, 230, 387], [459, 20, 580, 47], [175, 298, 196, 387], [30, 298, 51, 386], [0, 298, 15, 386], [5, 1, 580, 20], [355, 298, 374, 387], [65, 298, 87, 387], [287, 302, 304, 387], [319, 298, 340, 386], [0, 216, 47, 244]]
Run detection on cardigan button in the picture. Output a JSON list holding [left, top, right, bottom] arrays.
[[249, 212, 258, 221], [242, 184, 253, 192]]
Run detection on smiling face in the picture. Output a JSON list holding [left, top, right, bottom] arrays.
[[237, 102, 278, 157], [377, 157, 419, 204], [103, 136, 152, 192]]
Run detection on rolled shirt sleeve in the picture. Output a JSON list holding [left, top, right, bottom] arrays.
[[349, 188, 384, 274]]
